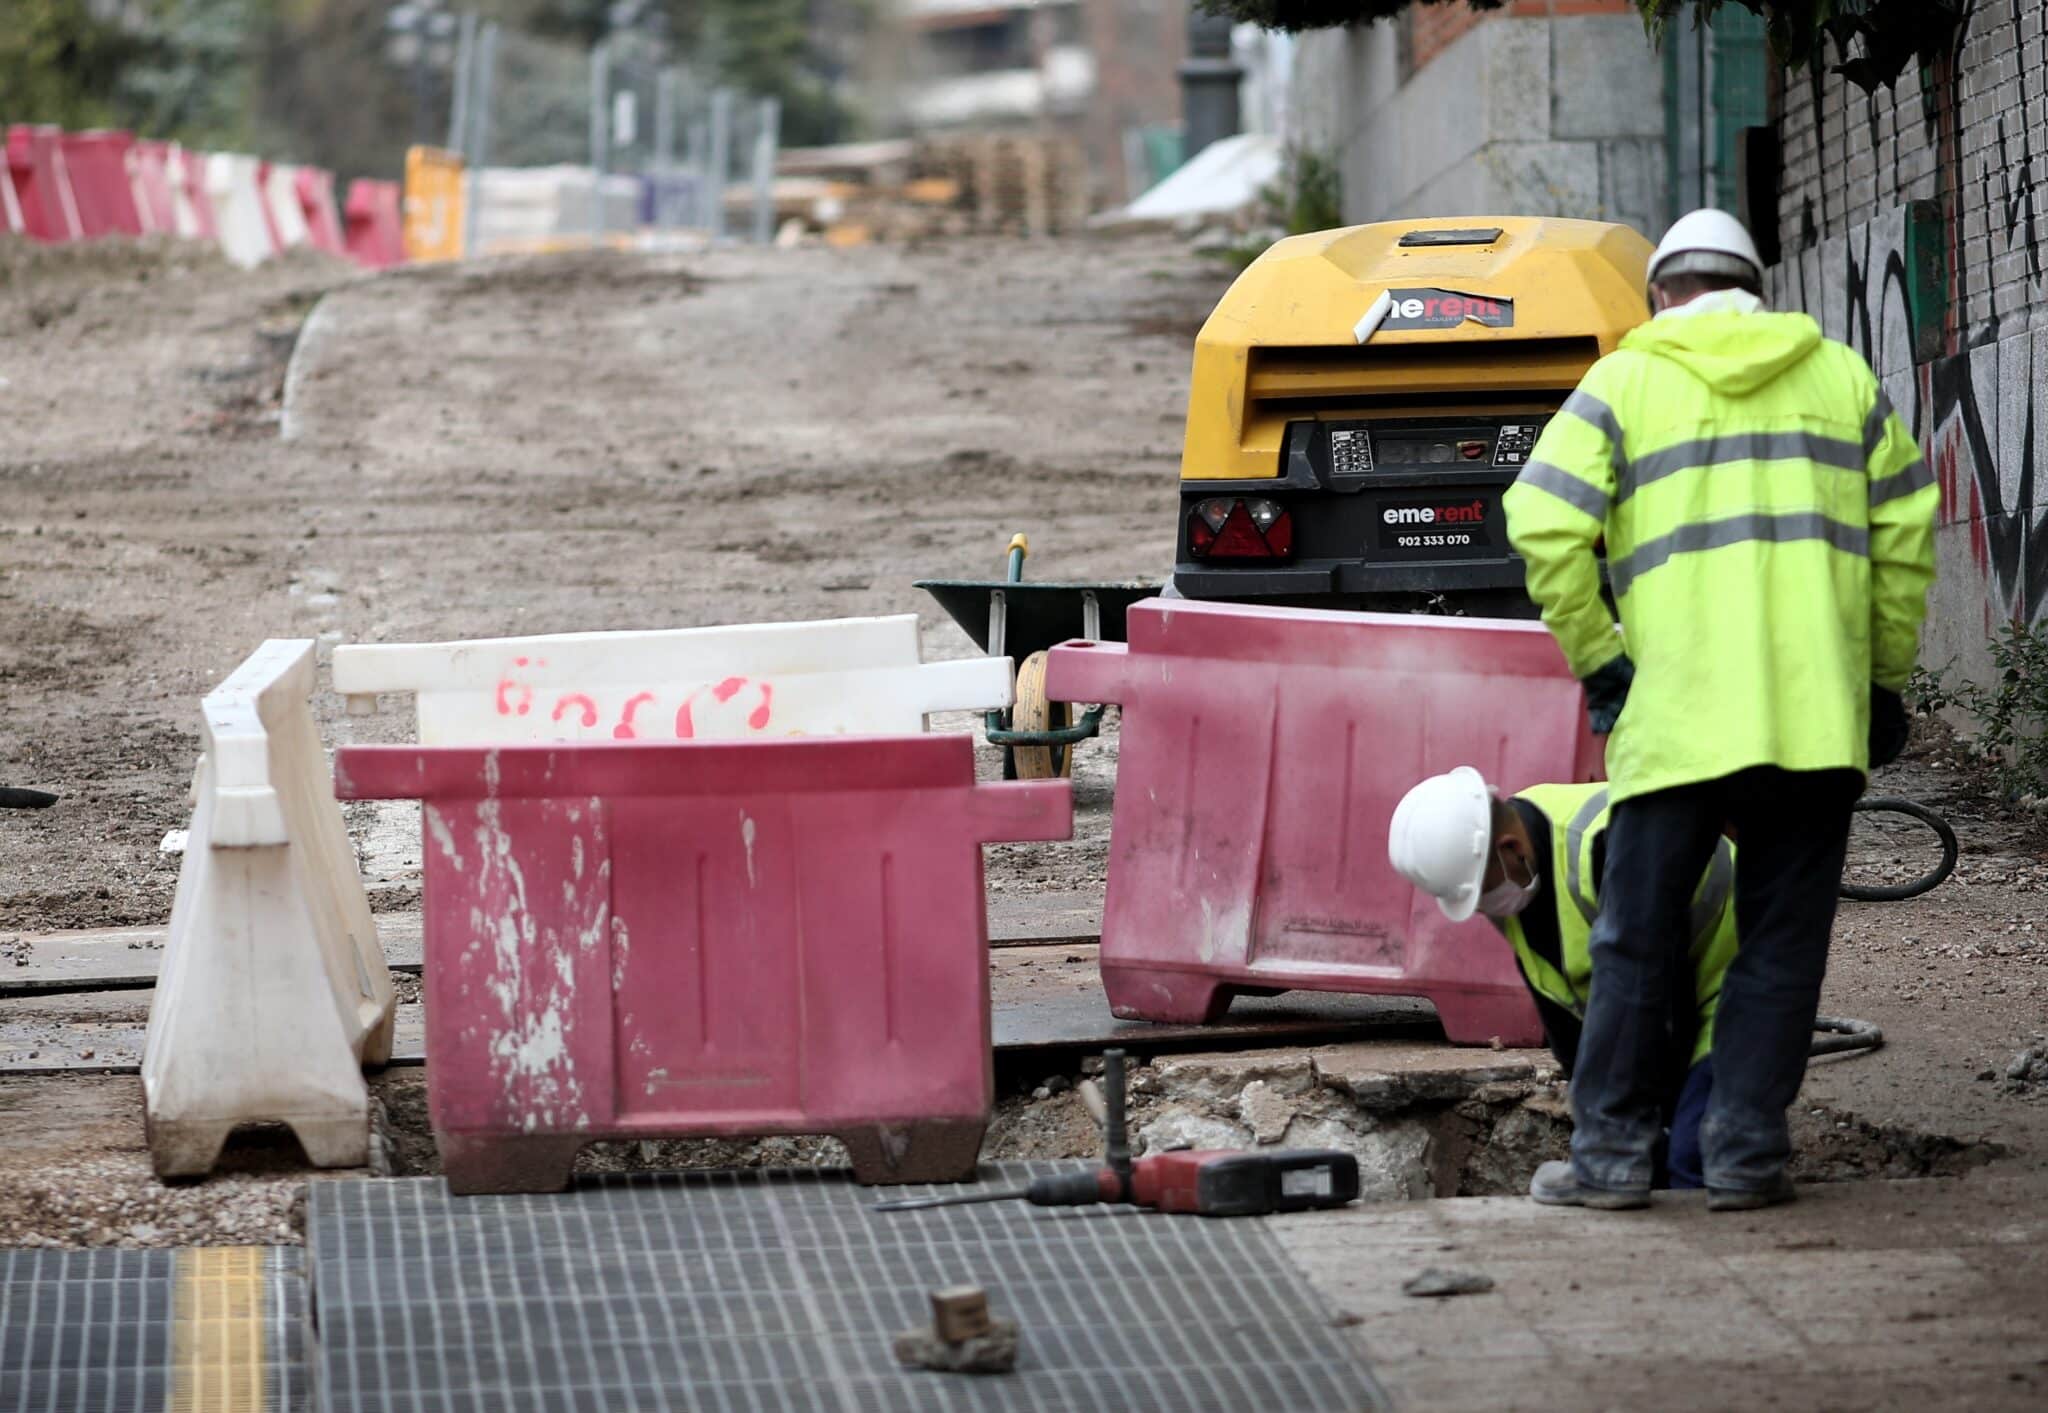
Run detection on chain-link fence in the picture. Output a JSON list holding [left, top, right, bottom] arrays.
[[432, 17, 779, 256]]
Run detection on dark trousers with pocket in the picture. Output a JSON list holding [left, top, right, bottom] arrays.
[[1568, 766, 1861, 1194]]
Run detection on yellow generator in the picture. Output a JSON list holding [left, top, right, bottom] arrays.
[[1174, 217, 1653, 615]]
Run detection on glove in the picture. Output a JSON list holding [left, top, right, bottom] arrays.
[[1581, 655, 1635, 736], [1869, 684, 1910, 769]]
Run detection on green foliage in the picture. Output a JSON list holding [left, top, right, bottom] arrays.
[[0, 0, 257, 149], [1199, 145, 1345, 271], [1264, 146, 1342, 237], [1911, 620, 2048, 802], [1197, 0, 1970, 93], [0, 0, 152, 130]]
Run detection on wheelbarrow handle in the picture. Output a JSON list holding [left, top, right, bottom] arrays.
[[983, 704, 1107, 748]]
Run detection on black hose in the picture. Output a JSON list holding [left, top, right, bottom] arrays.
[[1839, 796, 1958, 902], [1811, 1014, 1884, 1057]]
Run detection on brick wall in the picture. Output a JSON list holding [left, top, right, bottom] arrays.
[[1772, 1, 2048, 663], [1409, 0, 1636, 74]]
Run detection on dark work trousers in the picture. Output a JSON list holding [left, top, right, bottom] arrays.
[[1568, 766, 1861, 1194]]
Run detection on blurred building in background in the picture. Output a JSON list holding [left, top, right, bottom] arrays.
[[887, 0, 1186, 207]]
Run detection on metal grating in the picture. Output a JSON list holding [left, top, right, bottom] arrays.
[[0, 1246, 307, 1413], [308, 1166, 1387, 1413]]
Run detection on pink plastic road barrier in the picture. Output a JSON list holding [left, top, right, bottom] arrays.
[[343, 178, 404, 269], [167, 145, 217, 241], [61, 130, 143, 237], [1045, 599, 1605, 1047], [127, 138, 177, 234], [334, 734, 1072, 1194], [294, 167, 346, 255], [5, 125, 82, 241]]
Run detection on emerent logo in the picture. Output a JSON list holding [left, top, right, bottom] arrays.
[[1380, 288, 1514, 331], [1382, 501, 1487, 526]]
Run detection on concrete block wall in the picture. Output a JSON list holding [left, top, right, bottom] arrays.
[[1293, 11, 1668, 238], [1772, 3, 2048, 680]]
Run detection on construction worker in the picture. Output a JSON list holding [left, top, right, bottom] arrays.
[[1502, 209, 1938, 1210], [1387, 767, 1735, 1187]]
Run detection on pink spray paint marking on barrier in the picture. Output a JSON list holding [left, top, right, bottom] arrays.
[[1046, 598, 1604, 1047], [333, 733, 1073, 1195]]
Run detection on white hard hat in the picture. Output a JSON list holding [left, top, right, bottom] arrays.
[[1387, 767, 1494, 923], [1648, 208, 1764, 289]]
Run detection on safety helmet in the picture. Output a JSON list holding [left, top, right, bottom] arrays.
[[1648, 208, 1764, 290], [1387, 767, 1494, 923]]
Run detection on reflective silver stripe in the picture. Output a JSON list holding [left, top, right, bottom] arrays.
[[1561, 388, 1628, 490], [1868, 454, 1935, 508], [1609, 512, 1871, 596], [1517, 459, 1611, 520], [1562, 388, 1623, 446], [1618, 430, 1867, 502], [1690, 839, 1734, 944], [1562, 788, 1610, 928], [1862, 390, 1897, 457]]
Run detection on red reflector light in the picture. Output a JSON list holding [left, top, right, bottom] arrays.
[[1188, 498, 1294, 563]]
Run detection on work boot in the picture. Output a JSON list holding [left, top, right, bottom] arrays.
[[1706, 1173, 1797, 1212], [1528, 1160, 1650, 1210]]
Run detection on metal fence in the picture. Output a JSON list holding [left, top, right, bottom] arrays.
[[434, 15, 781, 255]]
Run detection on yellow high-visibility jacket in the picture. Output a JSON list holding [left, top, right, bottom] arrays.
[[1502, 783, 1737, 1069], [1504, 306, 1939, 802]]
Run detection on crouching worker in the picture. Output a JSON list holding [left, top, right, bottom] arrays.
[[1388, 767, 1735, 1193]]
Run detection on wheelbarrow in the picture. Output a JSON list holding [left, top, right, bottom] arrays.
[[916, 536, 1158, 779]]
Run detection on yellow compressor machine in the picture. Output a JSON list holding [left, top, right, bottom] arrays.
[[1173, 217, 1654, 615]]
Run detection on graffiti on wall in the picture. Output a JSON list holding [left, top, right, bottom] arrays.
[[1784, 204, 2048, 631]]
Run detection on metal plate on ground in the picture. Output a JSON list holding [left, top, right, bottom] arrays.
[[308, 1167, 1387, 1413], [0, 1246, 307, 1412]]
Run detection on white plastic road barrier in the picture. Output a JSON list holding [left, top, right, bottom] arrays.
[[143, 639, 396, 1179], [205, 152, 274, 268], [262, 162, 311, 250], [332, 614, 1011, 744], [1, 157, 24, 236]]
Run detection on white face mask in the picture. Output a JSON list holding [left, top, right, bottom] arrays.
[[1477, 846, 1542, 919]]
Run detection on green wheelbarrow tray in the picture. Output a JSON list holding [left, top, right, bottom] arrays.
[[915, 566, 1159, 768], [914, 579, 1160, 661]]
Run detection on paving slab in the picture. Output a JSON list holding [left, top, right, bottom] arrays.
[[1273, 1171, 2048, 1411]]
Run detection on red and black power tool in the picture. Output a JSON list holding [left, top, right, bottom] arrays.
[[872, 1049, 1360, 1218]]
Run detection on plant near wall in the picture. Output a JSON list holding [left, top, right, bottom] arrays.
[[1911, 621, 2048, 803], [1197, 0, 1970, 93]]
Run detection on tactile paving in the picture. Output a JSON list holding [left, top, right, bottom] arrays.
[[0, 1246, 306, 1412], [307, 1165, 1387, 1412]]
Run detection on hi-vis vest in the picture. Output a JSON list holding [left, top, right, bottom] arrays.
[[1502, 782, 1738, 1065], [1503, 308, 1939, 803]]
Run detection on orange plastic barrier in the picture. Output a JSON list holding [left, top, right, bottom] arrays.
[[168, 145, 216, 241], [401, 146, 466, 262]]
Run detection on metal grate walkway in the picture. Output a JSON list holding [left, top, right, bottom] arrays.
[[307, 1165, 1387, 1413]]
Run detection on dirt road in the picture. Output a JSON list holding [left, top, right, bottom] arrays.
[[3, 232, 2047, 1247]]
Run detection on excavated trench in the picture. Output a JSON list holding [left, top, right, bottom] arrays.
[[364, 1043, 2004, 1200]]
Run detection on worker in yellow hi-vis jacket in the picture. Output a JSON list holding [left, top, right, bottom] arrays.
[[1502, 209, 1939, 1213]]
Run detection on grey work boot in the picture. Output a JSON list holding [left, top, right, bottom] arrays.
[[1707, 1173, 1797, 1212], [1529, 1160, 1651, 1210]]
